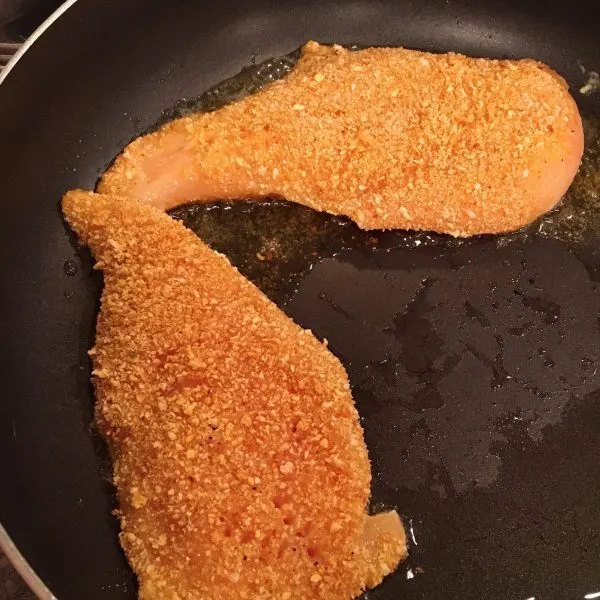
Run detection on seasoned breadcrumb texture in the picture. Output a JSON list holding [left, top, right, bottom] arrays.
[[62, 190, 407, 600], [100, 41, 583, 236]]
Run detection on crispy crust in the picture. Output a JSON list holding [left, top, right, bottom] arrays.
[[62, 190, 407, 600], [100, 41, 583, 236]]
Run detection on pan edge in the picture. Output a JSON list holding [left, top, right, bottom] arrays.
[[0, 0, 79, 87], [0, 522, 57, 600]]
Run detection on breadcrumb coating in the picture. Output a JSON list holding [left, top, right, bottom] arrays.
[[62, 190, 407, 600], [100, 41, 583, 236]]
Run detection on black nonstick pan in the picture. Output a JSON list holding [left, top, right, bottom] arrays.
[[1, 1, 600, 599]]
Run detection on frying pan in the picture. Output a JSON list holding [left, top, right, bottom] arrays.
[[1, 0, 600, 598]]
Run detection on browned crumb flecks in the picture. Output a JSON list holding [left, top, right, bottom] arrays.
[[100, 41, 583, 236], [62, 190, 407, 600]]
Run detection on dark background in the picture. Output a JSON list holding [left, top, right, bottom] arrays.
[[0, 0, 63, 43]]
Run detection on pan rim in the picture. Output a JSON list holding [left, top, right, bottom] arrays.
[[0, 523, 57, 600], [0, 1, 81, 596], [0, 0, 78, 87]]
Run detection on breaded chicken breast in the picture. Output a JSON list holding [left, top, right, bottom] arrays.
[[62, 190, 407, 600], [100, 41, 583, 236]]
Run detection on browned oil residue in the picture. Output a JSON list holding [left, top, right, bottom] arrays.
[[537, 116, 600, 243], [168, 48, 600, 299]]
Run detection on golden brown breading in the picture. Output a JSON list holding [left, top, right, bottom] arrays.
[[100, 41, 583, 236], [62, 190, 407, 600]]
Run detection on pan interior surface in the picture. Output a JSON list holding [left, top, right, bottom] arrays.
[[1, 1, 600, 599]]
